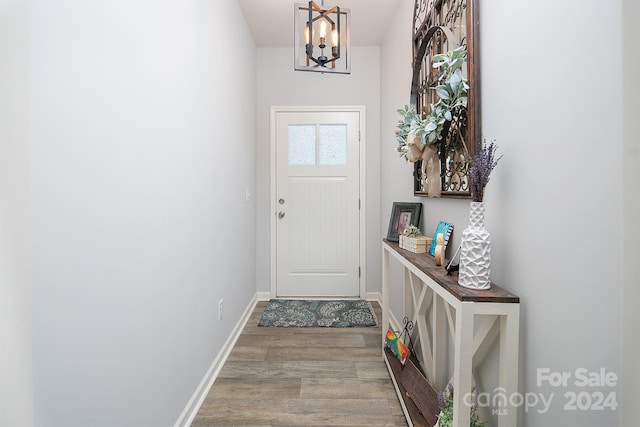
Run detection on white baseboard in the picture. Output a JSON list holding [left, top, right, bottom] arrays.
[[365, 291, 381, 304], [173, 293, 259, 427], [257, 292, 378, 302], [256, 291, 271, 301]]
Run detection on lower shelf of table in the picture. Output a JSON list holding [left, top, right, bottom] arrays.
[[383, 347, 438, 427]]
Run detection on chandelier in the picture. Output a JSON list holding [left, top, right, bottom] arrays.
[[294, 1, 351, 74]]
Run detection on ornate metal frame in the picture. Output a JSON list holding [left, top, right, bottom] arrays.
[[411, 0, 480, 197]]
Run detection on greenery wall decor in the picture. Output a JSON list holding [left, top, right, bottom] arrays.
[[396, 46, 469, 160], [406, 0, 481, 198]]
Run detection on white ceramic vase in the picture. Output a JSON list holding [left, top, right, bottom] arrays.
[[458, 201, 491, 290]]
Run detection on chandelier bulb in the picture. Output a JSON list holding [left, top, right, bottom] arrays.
[[319, 21, 327, 38]]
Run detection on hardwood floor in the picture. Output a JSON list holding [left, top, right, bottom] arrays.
[[191, 301, 408, 427]]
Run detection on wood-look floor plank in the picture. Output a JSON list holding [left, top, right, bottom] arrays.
[[218, 360, 359, 379], [355, 361, 394, 379], [235, 333, 366, 348], [191, 301, 407, 426], [205, 378, 301, 399], [299, 378, 398, 400], [193, 398, 396, 426], [266, 346, 380, 362], [226, 346, 269, 362]]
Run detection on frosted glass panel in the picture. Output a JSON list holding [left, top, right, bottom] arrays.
[[288, 125, 316, 165], [319, 125, 347, 165]]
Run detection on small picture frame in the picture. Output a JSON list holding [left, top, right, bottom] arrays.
[[387, 202, 422, 242]]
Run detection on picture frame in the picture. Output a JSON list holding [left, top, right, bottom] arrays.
[[387, 202, 423, 242]]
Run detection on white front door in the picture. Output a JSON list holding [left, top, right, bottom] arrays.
[[273, 109, 361, 297]]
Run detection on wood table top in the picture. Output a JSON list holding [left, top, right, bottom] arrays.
[[383, 239, 520, 303]]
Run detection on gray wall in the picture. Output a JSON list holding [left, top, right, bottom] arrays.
[[381, 1, 623, 426], [29, 0, 257, 425], [255, 47, 382, 297], [622, 0, 640, 424], [0, 0, 33, 425]]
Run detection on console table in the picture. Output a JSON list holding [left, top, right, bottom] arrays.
[[381, 239, 520, 427]]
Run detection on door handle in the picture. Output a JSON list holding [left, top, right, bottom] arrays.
[[278, 211, 285, 219]]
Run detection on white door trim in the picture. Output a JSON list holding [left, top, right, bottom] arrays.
[[269, 105, 366, 299]]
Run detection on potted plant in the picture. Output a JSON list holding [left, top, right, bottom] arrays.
[[436, 383, 486, 427]]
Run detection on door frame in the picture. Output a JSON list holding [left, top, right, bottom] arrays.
[[269, 105, 367, 299]]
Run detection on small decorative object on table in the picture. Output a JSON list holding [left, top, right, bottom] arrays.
[[428, 221, 453, 261], [384, 317, 414, 365], [435, 383, 486, 427], [434, 233, 446, 266], [458, 140, 502, 290], [399, 225, 432, 253], [385, 329, 410, 364]]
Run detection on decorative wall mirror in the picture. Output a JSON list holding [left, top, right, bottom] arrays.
[[411, 0, 480, 197]]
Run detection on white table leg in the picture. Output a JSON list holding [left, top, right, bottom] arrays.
[[453, 302, 474, 427], [498, 304, 520, 427], [381, 246, 390, 353], [432, 294, 447, 390]]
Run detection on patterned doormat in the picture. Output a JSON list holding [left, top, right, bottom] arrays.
[[257, 299, 377, 327]]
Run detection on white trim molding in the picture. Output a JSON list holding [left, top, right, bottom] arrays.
[[256, 291, 271, 301], [366, 291, 382, 305]]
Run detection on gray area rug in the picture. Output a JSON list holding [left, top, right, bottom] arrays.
[[258, 299, 377, 327]]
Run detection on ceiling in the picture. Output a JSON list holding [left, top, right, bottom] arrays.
[[236, 0, 402, 47]]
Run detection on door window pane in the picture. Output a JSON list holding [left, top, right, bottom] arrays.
[[319, 124, 347, 165], [288, 125, 316, 165]]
